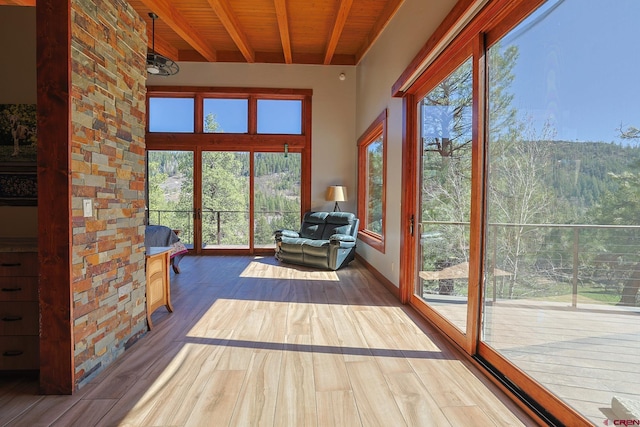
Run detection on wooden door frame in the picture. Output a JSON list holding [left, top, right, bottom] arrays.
[[37, 0, 74, 394], [399, 41, 479, 354]]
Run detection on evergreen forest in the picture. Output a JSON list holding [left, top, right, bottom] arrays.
[[147, 149, 301, 248], [418, 44, 640, 306]]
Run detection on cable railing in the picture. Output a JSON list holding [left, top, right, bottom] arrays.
[[420, 221, 640, 308], [147, 212, 640, 307], [147, 208, 299, 247]]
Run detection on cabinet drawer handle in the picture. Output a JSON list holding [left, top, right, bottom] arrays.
[[3, 350, 24, 357], [1, 287, 22, 292], [2, 315, 22, 322], [0, 263, 21, 267]]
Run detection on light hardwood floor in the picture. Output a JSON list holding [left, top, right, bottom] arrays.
[[0, 255, 537, 426]]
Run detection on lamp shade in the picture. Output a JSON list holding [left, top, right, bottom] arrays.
[[326, 185, 347, 202]]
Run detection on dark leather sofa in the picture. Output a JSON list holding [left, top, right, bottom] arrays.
[[274, 211, 359, 270]]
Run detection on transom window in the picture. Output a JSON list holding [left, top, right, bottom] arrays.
[[203, 99, 248, 133], [149, 97, 194, 132], [257, 99, 302, 134], [148, 92, 304, 135]]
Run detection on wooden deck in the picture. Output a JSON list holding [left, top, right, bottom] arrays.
[[483, 298, 640, 424], [0, 255, 534, 426], [424, 294, 640, 425]]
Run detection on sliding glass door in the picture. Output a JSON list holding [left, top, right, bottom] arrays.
[[201, 151, 250, 249], [416, 56, 474, 334], [254, 153, 301, 248], [402, 0, 640, 424], [481, 1, 640, 423], [198, 151, 302, 250]]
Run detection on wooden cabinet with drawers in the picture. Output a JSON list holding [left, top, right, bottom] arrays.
[[0, 247, 39, 371]]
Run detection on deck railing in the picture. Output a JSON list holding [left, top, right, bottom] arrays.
[[420, 221, 640, 307], [147, 211, 640, 306], [148, 208, 299, 247]]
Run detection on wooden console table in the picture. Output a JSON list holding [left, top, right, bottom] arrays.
[[145, 246, 173, 329]]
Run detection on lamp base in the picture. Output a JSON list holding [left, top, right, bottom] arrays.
[[333, 202, 341, 212]]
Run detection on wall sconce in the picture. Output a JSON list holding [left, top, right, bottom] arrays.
[[326, 185, 347, 212]]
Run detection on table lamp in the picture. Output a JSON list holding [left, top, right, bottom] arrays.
[[326, 185, 347, 212]]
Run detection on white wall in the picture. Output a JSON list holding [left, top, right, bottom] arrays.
[[0, 6, 37, 238], [147, 63, 358, 213], [355, 0, 457, 285]]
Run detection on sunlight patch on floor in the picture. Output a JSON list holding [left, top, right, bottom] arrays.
[[240, 258, 339, 281]]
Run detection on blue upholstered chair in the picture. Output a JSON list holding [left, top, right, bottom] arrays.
[[274, 211, 359, 270]]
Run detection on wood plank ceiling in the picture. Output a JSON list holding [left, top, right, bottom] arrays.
[[1, 0, 405, 65]]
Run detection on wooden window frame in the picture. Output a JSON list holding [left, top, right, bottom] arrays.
[[408, 47, 477, 353], [357, 109, 387, 253], [145, 87, 313, 254]]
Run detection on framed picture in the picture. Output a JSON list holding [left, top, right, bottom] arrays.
[[0, 104, 37, 205], [0, 104, 37, 162], [0, 162, 37, 206]]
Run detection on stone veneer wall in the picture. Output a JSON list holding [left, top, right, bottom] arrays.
[[70, 0, 147, 386]]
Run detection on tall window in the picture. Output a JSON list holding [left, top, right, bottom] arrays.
[[254, 153, 301, 248], [397, 0, 640, 424], [147, 150, 194, 246], [146, 88, 311, 254], [484, 1, 640, 423], [418, 57, 473, 333], [357, 109, 387, 252], [201, 151, 250, 249]]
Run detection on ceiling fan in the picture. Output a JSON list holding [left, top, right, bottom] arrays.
[[146, 12, 179, 76]]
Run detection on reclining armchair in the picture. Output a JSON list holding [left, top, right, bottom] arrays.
[[274, 211, 359, 270]]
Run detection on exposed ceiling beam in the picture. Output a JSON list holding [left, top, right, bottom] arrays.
[[207, 0, 255, 63], [1, 0, 406, 67], [356, 0, 404, 63], [0, 0, 35, 5], [213, 50, 355, 65], [273, 0, 292, 64], [138, 0, 217, 62], [324, 0, 354, 65]]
